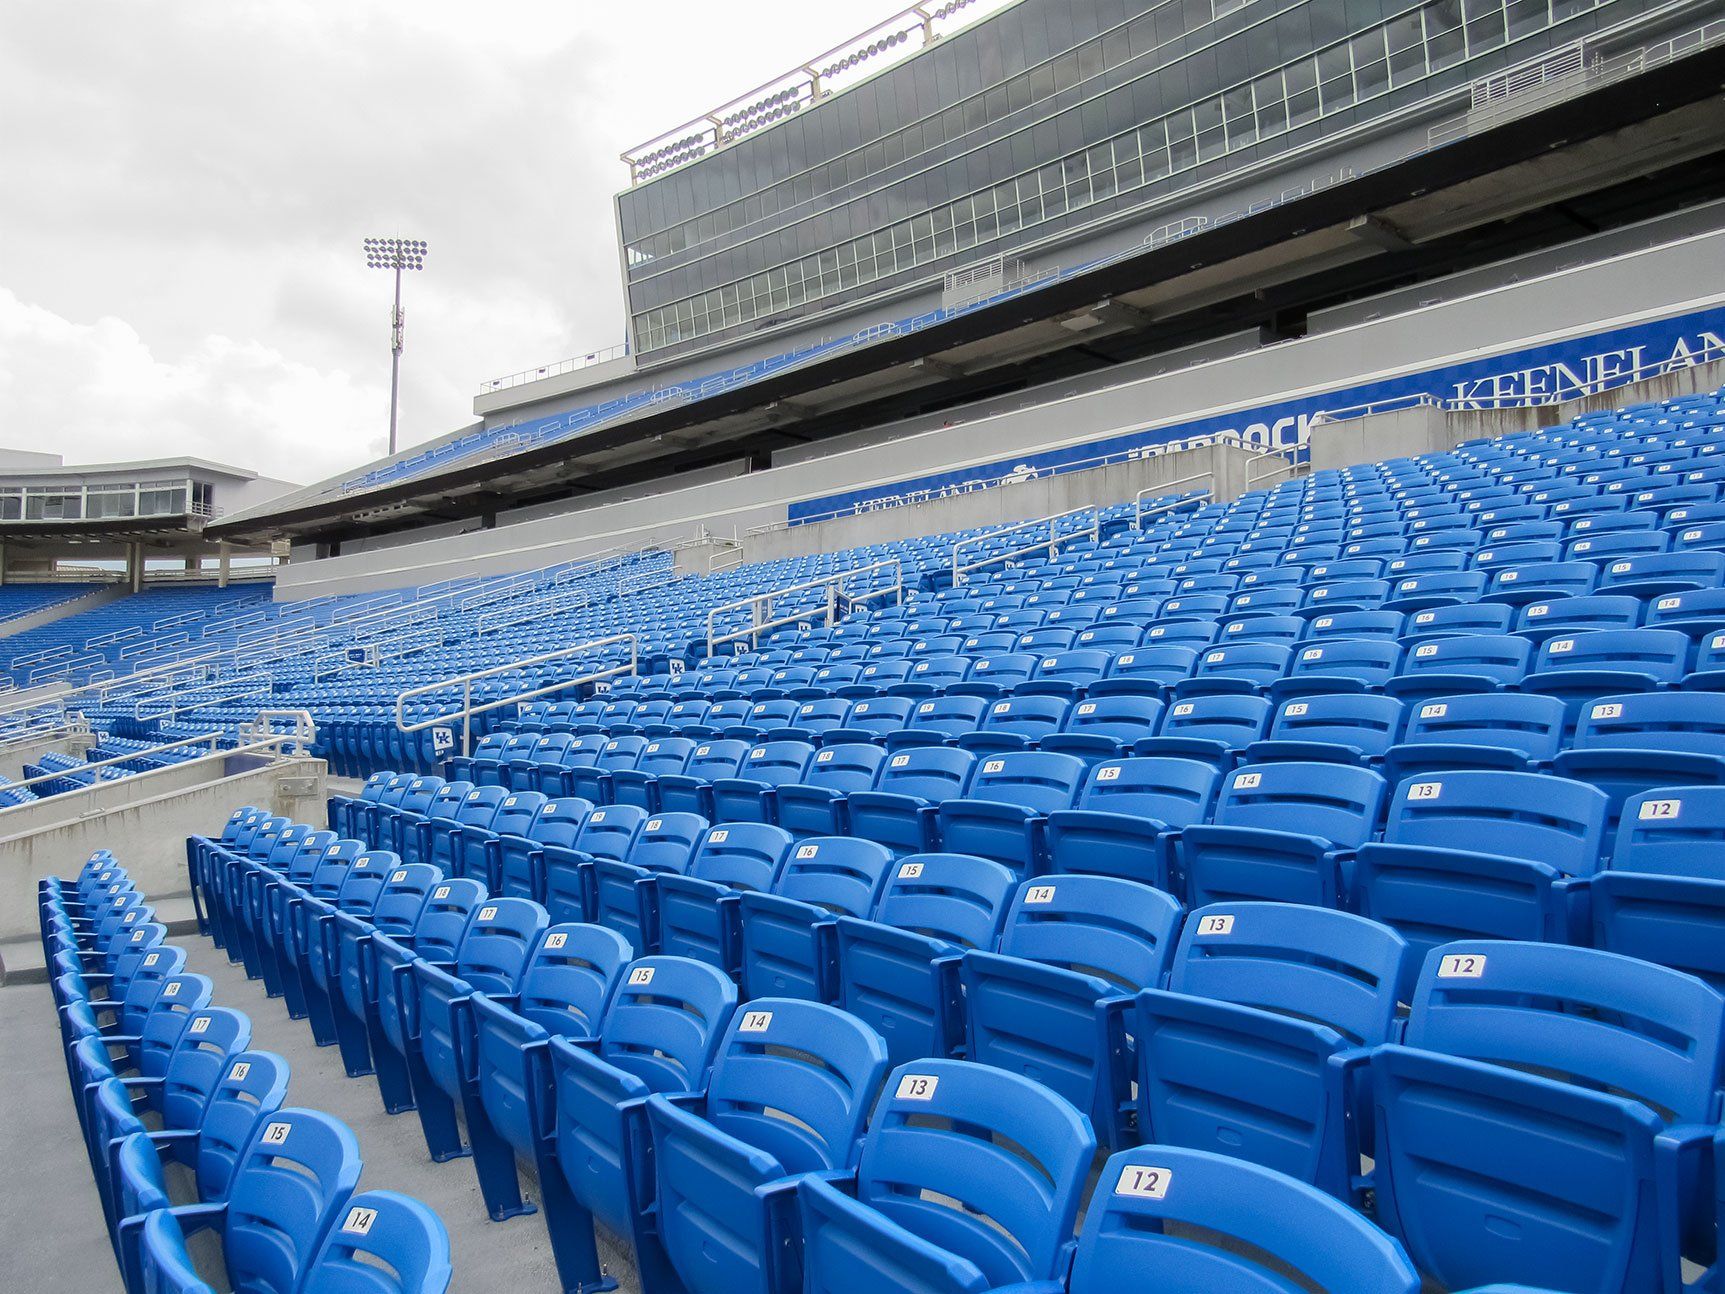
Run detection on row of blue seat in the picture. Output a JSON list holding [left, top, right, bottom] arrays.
[[184, 806, 1720, 1293], [39, 851, 451, 1293]]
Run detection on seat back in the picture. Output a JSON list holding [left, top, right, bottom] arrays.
[[194, 1050, 291, 1202], [221, 1108, 362, 1294], [1213, 761, 1386, 847], [574, 804, 649, 862], [961, 751, 1086, 816], [628, 813, 708, 874], [867, 853, 1017, 949], [368, 863, 441, 938], [769, 837, 895, 917], [696, 998, 889, 1175], [515, 923, 632, 1040], [1071, 755, 1218, 825], [801, 1059, 1094, 1289], [1260, 693, 1404, 759], [1612, 786, 1725, 879], [1393, 693, 1566, 765], [410, 878, 488, 963], [451, 898, 550, 995], [1164, 902, 1412, 1046], [1405, 939, 1725, 1127], [868, 745, 976, 800], [689, 823, 795, 892], [305, 1190, 453, 1294], [596, 956, 739, 1092], [1070, 1146, 1420, 1294], [801, 743, 886, 792], [995, 875, 1183, 990]]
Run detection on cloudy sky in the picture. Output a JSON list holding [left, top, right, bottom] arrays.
[[0, 0, 934, 486]]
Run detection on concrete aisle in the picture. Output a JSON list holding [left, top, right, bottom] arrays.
[[0, 976, 117, 1291], [176, 935, 641, 1293]]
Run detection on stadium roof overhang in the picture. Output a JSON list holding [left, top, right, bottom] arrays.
[[211, 41, 1725, 548]]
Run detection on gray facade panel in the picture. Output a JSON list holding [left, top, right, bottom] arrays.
[[617, 0, 1672, 357]]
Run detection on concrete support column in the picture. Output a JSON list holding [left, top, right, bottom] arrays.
[[0, 539, 7, 587], [126, 542, 143, 593], [218, 542, 231, 589]]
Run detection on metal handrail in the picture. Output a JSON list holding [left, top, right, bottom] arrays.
[[1246, 444, 1308, 491], [951, 507, 1099, 586], [5, 730, 226, 795], [0, 716, 92, 755], [1134, 483, 1212, 531], [0, 716, 317, 813], [705, 560, 903, 659], [136, 672, 275, 724], [394, 633, 640, 758]]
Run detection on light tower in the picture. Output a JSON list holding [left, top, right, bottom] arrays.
[[363, 236, 428, 456]]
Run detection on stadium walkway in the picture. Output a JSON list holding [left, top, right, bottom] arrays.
[[175, 933, 642, 1293]]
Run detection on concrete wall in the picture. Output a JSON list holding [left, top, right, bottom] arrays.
[[0, 756, 325, 943], [1309, 355, 1725, 472], [744, 440, 1270, 563], [0, 732, 95, 782]]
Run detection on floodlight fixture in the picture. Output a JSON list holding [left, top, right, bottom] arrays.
[[364, 236, 429, 456]]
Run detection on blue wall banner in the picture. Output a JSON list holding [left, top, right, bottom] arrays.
[[789, 305, 1725, 525]]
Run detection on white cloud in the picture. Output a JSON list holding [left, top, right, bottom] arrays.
[[0, 286, 381, 481], [0, 0, 930, 483]]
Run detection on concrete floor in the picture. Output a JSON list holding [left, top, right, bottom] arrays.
[[0, 974, 116, 1291], [3, 923, 640, 1293]]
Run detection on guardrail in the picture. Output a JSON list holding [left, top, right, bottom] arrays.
[[0, 712, 318, 815], [395, 633, 640, 759], [480, 342, 631, 395], [136, 673, 276, 724], [706, 560, 903, 659], [1134, 478, 1213, 530], [951, 507, 1099, 587]]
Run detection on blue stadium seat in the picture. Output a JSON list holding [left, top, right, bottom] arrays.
[[543, 957, 737, 1292], [1243, 693, 1404, 765], [1381, 692, 1567, 779], [1043, 756, 1218, 890], [608, 737, 696, 811], [1068, 1146, 1421, 1293], [645, 999, 890, 1294], [128, 1108, 362, 1294], [1372, 942, 1724, 1293], [1523, 628, 1690, 725], [1591, 786, 1725, 991], [831, 853, 1016, 1066], [588, 811, 709, 951], [934, 750, 1086, 875], [1133, 694, 1272, 770], [655, 824, 794, 973], [779, 745, 897, 835], [796, 1060, 1094, 1294], [1353, 771, 1607, 961], [962, 875, 1181, 1145], [711, 741, 816, 824], [657, 740, 749, 818], [1178, 762, 1386, 908], [1553, 692, 1725, 831], [954, 694, 1070, 753], [738, 836, 895, 1002], [1136, 902, 1411, 1198], [406, 897, 549, 1162], [1383, 632, 1531, 702], [848, 746, 976, 855]]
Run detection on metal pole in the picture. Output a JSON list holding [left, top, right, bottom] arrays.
[[462, 680, 471, 759], [388, 263, 404, 458]]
